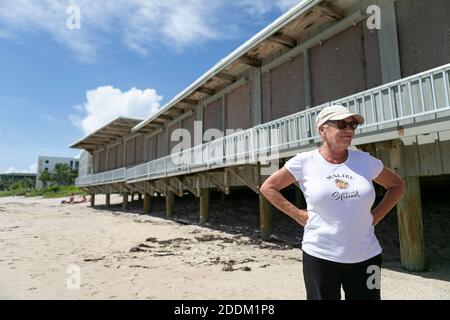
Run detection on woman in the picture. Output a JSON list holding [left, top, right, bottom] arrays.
[[260, 105, 406, 300]]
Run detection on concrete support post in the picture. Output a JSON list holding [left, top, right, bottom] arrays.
[[259, 193, 272, 240], [199, 188, 210, 225], [166, 191, 175, 218], [105, 193, 110, 208], [122, 192, 129, 210], [144, 192, 151, 214], [90, 194, 95, 207]]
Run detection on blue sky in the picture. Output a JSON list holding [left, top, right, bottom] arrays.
[[0, 0, 299, 173]]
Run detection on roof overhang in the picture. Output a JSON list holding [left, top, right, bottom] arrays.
[[70, 117, 143, 152], [133, 0, 347, 134]]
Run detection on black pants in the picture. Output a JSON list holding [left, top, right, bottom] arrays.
[[302, 251, 382, 300]]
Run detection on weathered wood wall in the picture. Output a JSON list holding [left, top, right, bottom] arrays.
[[204, 99, 223, 133], [116, 142, 124, 168], [227, 83, 252, 130], [147, 136, 158, 161], [396, 0, 450, 77], [268, 54, 305, 121], [310, 22, 381, 106], [374, 131, 450, 177]]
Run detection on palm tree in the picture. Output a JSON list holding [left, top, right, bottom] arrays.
[[39, 170, 52, 188]]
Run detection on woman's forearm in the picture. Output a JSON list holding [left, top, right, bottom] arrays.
[[372, 184, 406, 225], [260, 186, 308, 226]]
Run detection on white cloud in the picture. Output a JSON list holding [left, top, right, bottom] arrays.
[[276, 0, 304, 12], [28, 163, 38, 173], [0, 0, 97, 62], [0, 96, 26, 106], [5, 167, 17, 174], [41, 115, 65, 125], [0, 0, 300, 62], [4, 163, 38, 174], [237, 0, 274, 16], [70, 86, 163, 135], [0, 28, 13, 39]]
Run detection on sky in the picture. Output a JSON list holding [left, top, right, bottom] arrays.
[[0, 0, 300, 173]]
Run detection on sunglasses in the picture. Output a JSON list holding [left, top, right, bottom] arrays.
[[325, 119, 359, 130]]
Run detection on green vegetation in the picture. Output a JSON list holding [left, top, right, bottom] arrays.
[[0, 189, 29, 197], [27, 185, 85, 198], [39, 170, 52, 188], [0, 185, 85, 198], [40, 163, 78, 187], [0, 175, 35, 191], [0, 163, 82, 198]]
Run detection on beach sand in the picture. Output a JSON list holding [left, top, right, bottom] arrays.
[[0, 192, 449, 300]]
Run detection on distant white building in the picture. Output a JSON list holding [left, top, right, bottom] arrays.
[[36, 156, 79, 189]]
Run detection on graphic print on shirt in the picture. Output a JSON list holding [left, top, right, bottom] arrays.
[[326, 173, 360, 201]]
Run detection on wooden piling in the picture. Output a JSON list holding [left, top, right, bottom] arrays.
[[259, 193, 272, 240], [144, 192, 151, 214], [199, 188, 210, 225], [122, 192, 128, 210], [105, 193, 110, 208], [166, 191, 174, 218], [390, 139, 426, 271], [397, 176, 426, 271], [90, 194, 95, 207]]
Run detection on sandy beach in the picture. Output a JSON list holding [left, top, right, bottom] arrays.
[[0, 193, 449, 300]]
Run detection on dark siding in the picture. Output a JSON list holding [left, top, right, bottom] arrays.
[[261, 72, 272, 123], [99, 150, 107, 172], [270, 53, 305, 120], [227, 82, 251, 130], [203, 99, 222, 133], [168, 122, 182, 154], [135, 135, 145, 164], [183, 113, 196, 147], [126, 138, 135, 166], [116, 142, 124, 168], [147, 136, 157, 161], [310, 24, 367, 106], [362, 26, 382, 89], [93, 152, 100, 173], [396, 0, 450, 76], [107, 146, 116, 170], [156, 132, 167, 158]]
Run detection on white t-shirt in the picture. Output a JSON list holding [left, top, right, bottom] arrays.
[[284, 148, 384, 263]]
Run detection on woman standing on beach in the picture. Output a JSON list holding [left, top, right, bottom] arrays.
[[260, 105, 406, 300]]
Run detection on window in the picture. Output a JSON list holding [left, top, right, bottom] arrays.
[[70, 161, 73, 167], [44, 168, 48, 171], [45, 160, 49, 164]]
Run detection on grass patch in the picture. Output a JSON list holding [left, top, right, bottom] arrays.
[[0, 189, 28, 197], [0, 186, 86, 198]]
